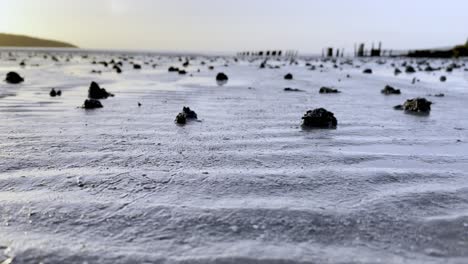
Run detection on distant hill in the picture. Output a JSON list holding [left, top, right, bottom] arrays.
[[407, 39, 468, 58], [0, 33, 77, 48]]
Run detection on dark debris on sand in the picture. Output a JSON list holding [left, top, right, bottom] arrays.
[[175, 113, 187, 124], [394, 98, 432, 113], [88, 81, 114, 99], [114, 65, 122, 74], [381, 85, 401, 95], [319, 87, 341, 94], [5, 72, 24, 84], [216, 72, 229, 82], [83, 99, 103, 109], [50, 88, 62, 97], [302, 108, 337, 129], [405, 66, 416, 73], [284, 88, 303, 92], [168, 66, 180, 72], [175, 107, 198, 125]]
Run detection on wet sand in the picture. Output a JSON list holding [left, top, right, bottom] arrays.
[[0, 51, 468, 263]]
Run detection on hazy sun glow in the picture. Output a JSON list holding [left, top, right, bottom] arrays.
[[0, 0, 467, 53], [0, 1, 15, 32]]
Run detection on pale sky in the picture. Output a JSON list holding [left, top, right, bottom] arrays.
[[0, 0, 466, 54]]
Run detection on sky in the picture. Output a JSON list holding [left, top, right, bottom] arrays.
[[0, 0, 466, 54]]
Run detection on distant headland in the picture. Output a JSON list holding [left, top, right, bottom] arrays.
[[0, 33, 77, 48], [407, 39, 468, 58]]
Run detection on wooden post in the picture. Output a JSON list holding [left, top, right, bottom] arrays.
[[358, 43, 365, 57]]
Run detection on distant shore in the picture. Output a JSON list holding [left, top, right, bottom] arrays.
[[0, 33, 77, 48]]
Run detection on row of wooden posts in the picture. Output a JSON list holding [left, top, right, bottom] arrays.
[[237, 50, 299, 58], [323, 42, 399, 57]]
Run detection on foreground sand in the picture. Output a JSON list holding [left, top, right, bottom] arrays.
[[0, 51, 467, 263]]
